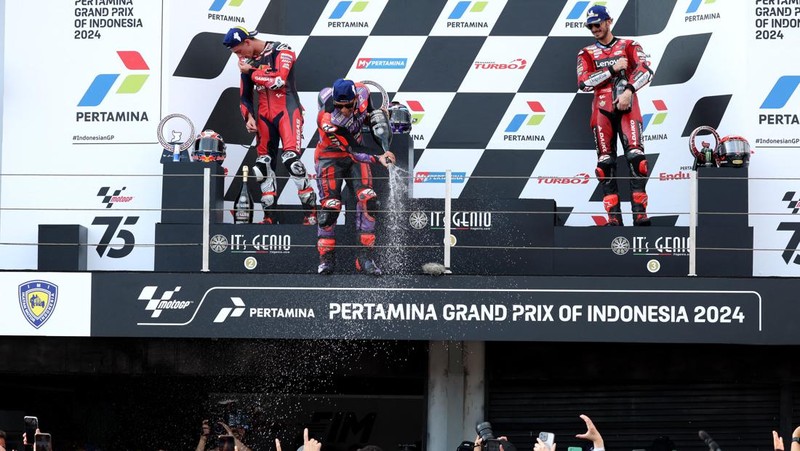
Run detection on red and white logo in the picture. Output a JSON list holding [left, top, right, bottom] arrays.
[[473, 58, 527, 70], [537, 173, 591, 185]]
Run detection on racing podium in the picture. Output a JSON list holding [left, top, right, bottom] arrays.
[[154, 134, 415, 273], [553, 165, 752, 277]]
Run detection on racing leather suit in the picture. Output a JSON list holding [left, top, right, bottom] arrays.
[[577, 37, 653, 225], [314, 83, 388, 267], [240, 40, 316, 224]]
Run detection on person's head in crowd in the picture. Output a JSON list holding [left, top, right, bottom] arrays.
[[0, 429, 7, 449]]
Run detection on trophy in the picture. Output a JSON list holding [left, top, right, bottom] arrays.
[[689, 125, 720, 170], [157, 113, 196, 163]]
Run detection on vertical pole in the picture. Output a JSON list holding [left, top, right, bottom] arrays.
[[202, 167, 211, 272], [688, 169, 698, 276], [444, 169, 452, 273]]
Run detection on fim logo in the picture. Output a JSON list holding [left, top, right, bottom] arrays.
[[97, 186, 133, 208], [759, 75, 800, 125], [447, 1, 489, 28], [504, 101, 546, 143], [138, 286, 193, 318], [19, 280, 58, 329], [78, 51, 149, 107], [565, 1, 607, 28], [209, 0, 243, 11], [214, 297, 246, 323]]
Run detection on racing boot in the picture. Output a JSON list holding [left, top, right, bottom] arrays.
[[602, 194, 623, 226], [298, 187, 318, 226], [317, 238, 336, 275], [631, 191, 651, 226], [355, 233, 382, 276], [260, 204, 274, 225]]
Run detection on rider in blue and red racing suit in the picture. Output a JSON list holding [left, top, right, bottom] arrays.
[[314, 79, 395, 275], [577, 6, 654, 226], [223, 26, 317, 225]]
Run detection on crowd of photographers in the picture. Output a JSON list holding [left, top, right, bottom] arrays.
[[3, 415, 800, 450]]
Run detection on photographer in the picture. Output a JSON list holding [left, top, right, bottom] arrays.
[[196, 420, 252, 451], [470, 421, 516, 451]]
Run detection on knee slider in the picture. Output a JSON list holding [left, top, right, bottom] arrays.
[[595, 161, 615, 183], [252, 155, 272, 182], [261, 192, 275, 208], [281, 151, 306, 177], [627, 151, 648, 177], [318, 198, 341, 227], [360, 233, 376, 247], [357, 188, 378, 212]]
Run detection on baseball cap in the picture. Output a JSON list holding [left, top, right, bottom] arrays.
[[222, 26, 258, 48], [332, 78, 357, 103], [586, 5, 611, 24]]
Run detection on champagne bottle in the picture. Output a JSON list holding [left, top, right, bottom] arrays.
[[613, 69, 631, 112], [234, 165, 253, 224]]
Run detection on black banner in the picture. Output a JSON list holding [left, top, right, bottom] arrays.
[[91, 273, 800, 344]]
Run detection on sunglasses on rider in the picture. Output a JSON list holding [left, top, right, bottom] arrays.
[[585, 22, 603, 30], [334, 101, 356, 110]]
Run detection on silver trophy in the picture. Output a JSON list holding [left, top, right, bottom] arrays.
[[157, 113, 196, 162]]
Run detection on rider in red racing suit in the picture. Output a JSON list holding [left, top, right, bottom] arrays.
[[314, 79, 395, 275], [577, 6, 654, 226], [223, 27, 317, 225]]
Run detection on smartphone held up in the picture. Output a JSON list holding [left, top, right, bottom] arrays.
[[538, 432, 555, 449]]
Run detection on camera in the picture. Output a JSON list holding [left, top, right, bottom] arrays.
[[475, 421, 517, 451]]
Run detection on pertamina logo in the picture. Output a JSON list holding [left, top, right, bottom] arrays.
[[329, 0, 369, 28], [356, 58, 407, 69], [686, 0, 720, 22], [565, 1, 606, 28], [18, 280, 58, 329], [474, 58, 527, 70], [214, 297, 246, 323], [208, 0, 246, 23], [447, 1, 489, 28], [642, 100, 668, 141], [406, 100, 426, 142], [138, 286, 193, 318], [97, 186, 134, 208], [414, 172, 467, 183], [504, 101, 545, 142], [77, 51, 150, 123], [213, 297, 315, 323], [760, 75, 800, 125]]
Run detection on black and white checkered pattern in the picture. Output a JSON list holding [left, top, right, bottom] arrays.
[[169, 0, 731, 226]]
